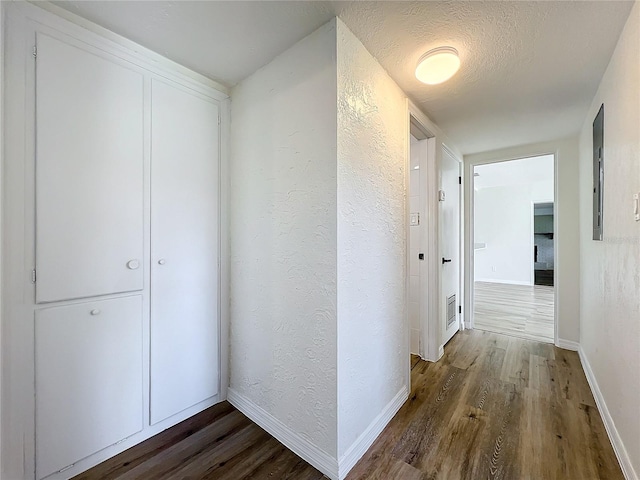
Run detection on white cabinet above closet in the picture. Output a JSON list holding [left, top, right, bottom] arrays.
[[35, 32, 145, 304]]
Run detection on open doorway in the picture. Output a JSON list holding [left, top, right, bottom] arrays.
[[472, 155, 555, 343]]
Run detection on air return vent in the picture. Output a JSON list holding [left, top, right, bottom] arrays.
[[447, 295, 457, 328]]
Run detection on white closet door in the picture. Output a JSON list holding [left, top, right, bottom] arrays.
[[150, 79, 219, 424], [35, 296, 143, 479], [35, 32, 144, 303]]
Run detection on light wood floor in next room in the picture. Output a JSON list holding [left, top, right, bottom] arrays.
[[75, 330, 622, 480], [474, 281, 555, 343]]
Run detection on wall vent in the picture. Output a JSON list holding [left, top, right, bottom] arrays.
[[447, 295, 457, 328]]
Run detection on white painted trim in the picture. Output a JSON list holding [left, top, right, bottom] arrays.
[[474, 278, 533, 286], [218, 97, 231, 401], [227, 388, 339, 480], [555, 338, 579, 351], [0, 3, 5, 476], [530, 202, 535, 285], [442, 143, 460, 163], [404, 103, 412, 392], [463, 159, 475, 329], [338, 386, 408, 479], [26, 1, 230, 97], [427, 136, 441, 360], [408, 104, 439, 363], [551, 151, 560, 347], [578, 347, 638, 480]]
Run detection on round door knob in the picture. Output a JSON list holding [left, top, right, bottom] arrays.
[[127, 259, 140, 270], [158, 259, 166, 265], [90, 309, 100, 316]]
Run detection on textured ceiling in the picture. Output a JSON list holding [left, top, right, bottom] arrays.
[[51, 1, 634, 155]]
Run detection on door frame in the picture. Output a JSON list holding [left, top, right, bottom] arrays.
[[464, 152, 559, 345], [407, 102, 447, 363]]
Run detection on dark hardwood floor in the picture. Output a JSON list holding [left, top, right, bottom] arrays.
[[76, 329, 622, 480], [72, 402, 325, 480]]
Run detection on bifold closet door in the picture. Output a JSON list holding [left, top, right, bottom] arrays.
[[35, 32, 144, 303], [150, 79, 220, 424]]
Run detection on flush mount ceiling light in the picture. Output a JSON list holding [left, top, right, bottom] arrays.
[[415, 47, 460, 85]]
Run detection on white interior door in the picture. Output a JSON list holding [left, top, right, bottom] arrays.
[[35, 32, 144, 303], [35, 296, 143, 479], [440, 147, 461, 346], [150, 79, 220, 425]]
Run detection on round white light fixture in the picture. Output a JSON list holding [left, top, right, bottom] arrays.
[[415, 47, 460, 85]]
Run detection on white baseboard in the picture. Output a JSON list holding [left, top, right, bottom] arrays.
[[337, 386, 408, 479], [474, 278, 533, 286], [228, 386, 409, 480], [227, 388, 338, 479], [578, 347, 638, 480], [556, 338, 579, 351]]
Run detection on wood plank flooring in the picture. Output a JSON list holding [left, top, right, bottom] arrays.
[[71, 402, 326, 480], [474, 281, 555, 343], [76, 330, 622, 480], [347, 330, 623, 480]]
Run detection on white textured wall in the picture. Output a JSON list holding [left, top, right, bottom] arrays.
[[231, 18, 416, 472], [475, 180, 554, 285], [336, 19, 408, 458], [229, 20, 338, 457], [578, 3, 640, 476], [465, 137, 581, 343]]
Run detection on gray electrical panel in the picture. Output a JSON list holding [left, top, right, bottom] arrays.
[[593, 104, 604, 241]]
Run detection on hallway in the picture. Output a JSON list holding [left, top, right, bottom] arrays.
[[76, 330, 622, 480], [474, 281, 555, 343], [347, 330, 621, 479]]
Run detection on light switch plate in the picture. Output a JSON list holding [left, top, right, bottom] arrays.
[[438, 190, 446, 202], [410, 213, 420, 226]]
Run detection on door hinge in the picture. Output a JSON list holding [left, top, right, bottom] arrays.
[[32, 269, 37, 284], [458, 176, 462, 185], [458, 306, 462, 314], [218, 115, 221, 126], [33, 45, 37, 58]]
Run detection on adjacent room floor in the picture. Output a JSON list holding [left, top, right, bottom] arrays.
[[75, 330, 621, 480], [474, 281, 555, 343]]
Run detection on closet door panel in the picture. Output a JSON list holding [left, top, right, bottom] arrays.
[[35, 32, 144, 303], [35, 296, 143, 479], [150, 79, 219, 424]]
